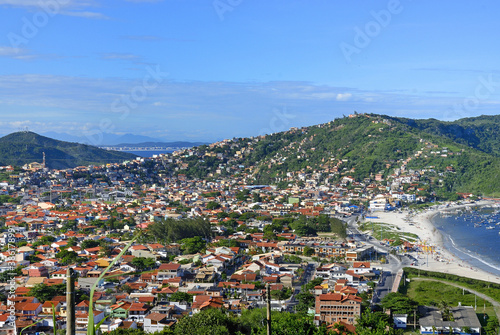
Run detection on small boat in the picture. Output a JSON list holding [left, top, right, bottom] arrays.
[[486, 226, 495, 230]]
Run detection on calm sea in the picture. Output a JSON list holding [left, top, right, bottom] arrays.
[[432, 206, 500, 278], [124, 150, 174, 158]]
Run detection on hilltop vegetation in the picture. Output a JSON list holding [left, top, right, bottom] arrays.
[[0, 131, 136, 169], [171, 113, 500, 197], [396, 114, 500, 157]]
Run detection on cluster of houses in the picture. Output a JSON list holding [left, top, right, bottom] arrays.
[[0, 229, 380, 335]]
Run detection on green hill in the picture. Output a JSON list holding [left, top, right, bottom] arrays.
[[0, 131, 136, 169], [391, 114, 500, 157], [171, 113, 500, 197]]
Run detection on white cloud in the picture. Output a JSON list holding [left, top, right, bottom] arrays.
[[336, 93, 352, 101], [124, 0, 164, 3], [60, 10, 109, 19], [1, 74, 494, 141], [101, 53, 141, 61], [0, 0, 41, 5], [0, 0, 106, 19], [0, 47, 23, 56]]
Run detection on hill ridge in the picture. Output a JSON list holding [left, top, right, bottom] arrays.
[[0, 131, 136, 169]]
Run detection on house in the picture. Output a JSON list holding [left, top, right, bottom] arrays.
[[143, 313, 173, 333], [75, 310, 105, 335], [41, 301, 61, 315], [393, 314, 408, 329], [157, 263, 181, 282], [315, 264, 347, 280], [0, 314, 16, 335], [111, 302, 131, 319], [17, 302, 43, 319], [100, 319, 138, 333], [418, 306, 481, 335], [127, 303, 150, 322], [350, 262, 372, 274], [27, 263, 49, 277], [191, 295, 224, 314], [77, 277, 104, 291]]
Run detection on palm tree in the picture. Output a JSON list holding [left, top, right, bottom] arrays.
[[439, 300, 454, 321]]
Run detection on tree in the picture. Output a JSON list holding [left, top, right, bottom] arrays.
[[329, 322, 355, 335], [253, 311, 326, 335], [295, 291, 315, 312], [355, 310, 403, 335], [380, 292, 418, 315], [180, 236, 206, 254], [131, 257, 156, 271], [206, 201, 221, 210], [169, 292, 193, 303], [271, 288, 292, 301], [81, 239, 100, 250], [439, 300, 454, 322], [303, 246, 314, 257], [29, 283, 66, 302], [55, 249, 82, 265], [173, 308, 236, 335], [121, 284, 133, 294]]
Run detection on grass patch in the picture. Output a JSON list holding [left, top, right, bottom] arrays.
[[404, 267, 500, 304], [358, 221, 419, 245], [406, 280, 493, 308]]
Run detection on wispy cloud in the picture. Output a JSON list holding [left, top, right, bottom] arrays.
[[0, 47, 65, 60], [0, 0, 107, 19], [124, 0, 164, 3], [121, 35, 162, 41], [60, 10, 109, 19], [336, 93, 352, 101], [101, 53, 141, 61], [1, 74, 498, 141], [0, 47, 24, 57]]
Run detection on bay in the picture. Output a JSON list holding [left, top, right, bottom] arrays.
[[432, 206, 500, 278]]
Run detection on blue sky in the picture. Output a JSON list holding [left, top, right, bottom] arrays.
[[1, 0, 500, 143]]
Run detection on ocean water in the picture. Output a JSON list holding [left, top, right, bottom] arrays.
[[432, 206, 500, 278], [123, 150, 174, 158]]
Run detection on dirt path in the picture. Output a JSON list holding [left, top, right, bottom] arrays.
[[412, 277, 500, 321]]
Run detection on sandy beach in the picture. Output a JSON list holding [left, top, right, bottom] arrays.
[[363, 200, 500, 284]]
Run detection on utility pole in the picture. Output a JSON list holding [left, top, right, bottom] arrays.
[[66, 268, 76, 335], [266, 283, 271, 335]]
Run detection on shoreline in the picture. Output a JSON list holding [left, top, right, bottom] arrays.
[[363, 200, 500, 284]]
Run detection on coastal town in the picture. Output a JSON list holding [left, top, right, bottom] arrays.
[[0, 132, 497, 335]]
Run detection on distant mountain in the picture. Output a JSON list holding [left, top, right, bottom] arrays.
[[40, 132, 163, 146], [41, 132, 83, 143], [0, 132, 136, 169], [108, 141, 207, 148]]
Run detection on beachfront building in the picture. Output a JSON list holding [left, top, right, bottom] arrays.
[[419, 306, 481, 335], [369, 194, 388, 212]]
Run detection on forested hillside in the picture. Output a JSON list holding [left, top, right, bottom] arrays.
[[0, 132, 136, 169], [171, 113, 500, 197]]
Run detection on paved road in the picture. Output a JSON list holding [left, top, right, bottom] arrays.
[[346, 213, 414, 305], [412, 277, 500, 321]]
